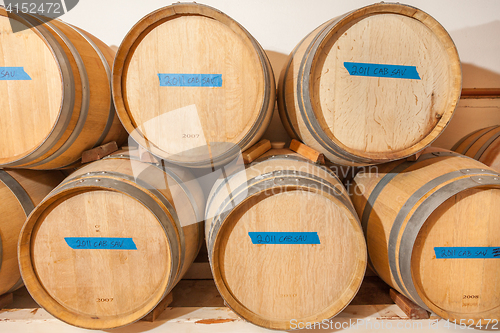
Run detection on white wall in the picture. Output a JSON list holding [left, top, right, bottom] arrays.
[[35, 0, 500, 89]]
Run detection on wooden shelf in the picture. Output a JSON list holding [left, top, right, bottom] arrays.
[[0, 275, 456, 332], [461, 88, 500, 99], [0, 245, 450, 331]]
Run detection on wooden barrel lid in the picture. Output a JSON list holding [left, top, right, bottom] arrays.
[[412, 187, 500, 321], [290, 3, 461, 163], [353, 148, 500, 322], [0, 11, 62, 163], [21, 188, 173, 329], [211, 187, 366, 329], [113, 3, 271, 167]]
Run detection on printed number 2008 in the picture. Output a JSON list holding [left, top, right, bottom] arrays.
[[463, 295, 479, 299]]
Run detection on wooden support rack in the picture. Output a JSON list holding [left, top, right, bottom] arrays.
[[0, 248, 457, 332]]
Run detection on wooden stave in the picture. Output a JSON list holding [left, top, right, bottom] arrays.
[[0, 10, 126, 169], [351, 148, 500, 323], [18, 154, 204, 329], [453, 126, 500, 171], [205, 151, 367, 330], [0, 169, 64, 296], [278, 18, 340, 141], [66, 25, 128, 151], [0, 10, 79, 167], [24, 15, 126, 169], [20, 15, 95, 169], [112, 3, 275, 169], [0, 170, 34, 296], [278, 3, 461, 166]]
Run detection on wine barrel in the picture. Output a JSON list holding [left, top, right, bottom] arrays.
[[19, 151, 204, 329], [113, 3, 275, 168], [0, 9, 127, 170], [351, 147, 500, 323], [205, 149, 366, 330], [0, 169, 64, 296], [452, 126, 500, 171], [278, 3, 461, 166]]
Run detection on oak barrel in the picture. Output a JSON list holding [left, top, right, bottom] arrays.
[[278, 3, 461, 166], [0, 9, 126, 170], [113, 3, 275, 168], [351, 147, 500, 323], [205, 149, 366, 330], [452, 126, 500, 171], [19, 151, 204, 329], [0, 169, 64, 296]]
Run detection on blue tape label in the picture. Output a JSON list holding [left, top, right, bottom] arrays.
[[0, 67, 32, 80], [434, 247, 500, 259], [158, 74, 222, 87], [65, 237, 137, 250], [248, 232, 320, 245], [344, 62, 421, 80]]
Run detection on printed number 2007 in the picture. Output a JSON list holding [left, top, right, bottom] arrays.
[[182, 134, 200, 138], [96, 298, 113, 302]]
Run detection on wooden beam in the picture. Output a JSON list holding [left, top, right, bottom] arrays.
[[81, 142, 118, 164], [242, 139, 272, 164], [461, 88, 500, 99], [141, 292, 173, 322], [0, 293, 13, 310], [390, 289, 430, 319], [182, 262, 213, 280], [289, 139, 325, 164], [270, 142, 286, 149], [406, 150, 423, 161]]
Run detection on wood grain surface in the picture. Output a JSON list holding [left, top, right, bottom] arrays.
[[351, 147, 500, 324], [278, 3, 461, 166], [0, 170, 64, 296], [18, 151, 204, 329], [206, 149, 366, 330], [453, 126, 500, 171], [113, 3, 275, 168], [0, 9, 126, 169]]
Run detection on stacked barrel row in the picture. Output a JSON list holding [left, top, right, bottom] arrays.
[[0, 2, 498, 332]]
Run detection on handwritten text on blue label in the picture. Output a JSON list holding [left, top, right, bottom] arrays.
[[65, 237, 138, 250], [344, 62, 420, 80], [434, 247, 500, 259], [0, 67, 32, 80], [248, 232, 320, 245], [158, 74, 222, 87]]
